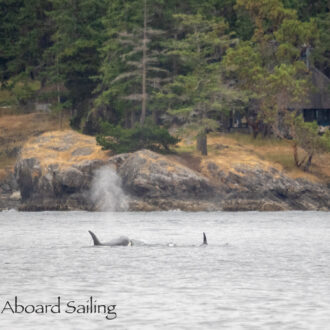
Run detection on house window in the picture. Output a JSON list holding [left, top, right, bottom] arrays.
[[303, 109, 330, 126]]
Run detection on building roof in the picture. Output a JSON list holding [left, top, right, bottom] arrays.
[[301, 68, 330, 109]]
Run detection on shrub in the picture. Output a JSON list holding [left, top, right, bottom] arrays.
[[96, 122, 180, 154], [292, 115, 330, 171]]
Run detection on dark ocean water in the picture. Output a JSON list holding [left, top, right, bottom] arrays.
[[0, 210, 329, 329]]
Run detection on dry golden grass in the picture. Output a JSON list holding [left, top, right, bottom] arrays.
[[1, 111, 329, 186], [174, 132, 330, 184], [0, 112, 71, 173], [21, 130, 109, 173], [0, 112, 70, 135]]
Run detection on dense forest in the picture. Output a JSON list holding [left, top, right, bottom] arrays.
[[0, 0, 329, 164]]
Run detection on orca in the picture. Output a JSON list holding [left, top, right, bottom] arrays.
[[166, 233, 207, 247], [202, 232, 208, 245], [88, 230, 132, 246], [88, 230, 208, 247]]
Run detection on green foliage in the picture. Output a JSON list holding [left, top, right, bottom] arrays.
[[11, 78, 41, 105], [312, 12, 330, 76], [294, 116, 330, 153], [0, 0, 329, 157], [159, 14, 246, 133], [96, 122, 180, 154], [320, 129, 330, 151], [282, 0, 329, 21], [0, 0, 53, 82], [223, 42, 264, 90], [223, 0, 320, 138], [235, 0, 297, 37], [291, 115, 330, 170], [44, 0, 107, 127], [95, 0, 172, 128]]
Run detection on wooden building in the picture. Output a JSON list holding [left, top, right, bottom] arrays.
[[221, 67, 330, 134], [301, 68, 330, 126]]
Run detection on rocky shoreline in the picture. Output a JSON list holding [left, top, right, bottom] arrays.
[[1, 130, 329, 212]]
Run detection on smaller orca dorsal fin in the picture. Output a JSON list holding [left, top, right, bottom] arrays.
[[88, 230, 101, 246], [203, 232, 208, 245]]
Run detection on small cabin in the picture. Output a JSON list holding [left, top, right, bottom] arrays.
[[221, 67, 330, 133]]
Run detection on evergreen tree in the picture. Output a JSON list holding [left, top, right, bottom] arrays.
[[0, 0, 52, 82], [313, 12, 330, 76], [0, 0, 23, 84], [0, 0, 53, 106], [0, 0, 328, 159], [223, 0, 318, 137], [95, 0, 170, 128], [45, 0, 107, 128], [159, 14, 243, 155]]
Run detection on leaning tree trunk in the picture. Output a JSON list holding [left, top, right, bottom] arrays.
[[140, 0, 147, 125], [293, 142, 308, 168], [56, 55, 63, 130], [293, 142, 300, 167], [197, 130, 207, 156], [303, 152, 314, 172]]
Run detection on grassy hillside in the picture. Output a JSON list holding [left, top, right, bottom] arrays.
[[0, 111, 329, 185], [173, 133, 330, 184]]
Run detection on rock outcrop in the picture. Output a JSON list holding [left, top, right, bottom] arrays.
[[13, 130, 330, 211], [0, 171, 21, 210], [15, 130, 109, 210], [203, 162, 330, 211], [109, 150, 216, 211], [109, 152, 330, 211]]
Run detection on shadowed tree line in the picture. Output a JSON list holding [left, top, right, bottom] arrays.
[[0, 0, 329, 166]]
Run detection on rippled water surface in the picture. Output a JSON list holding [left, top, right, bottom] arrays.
[[0, 211, 330, 329]]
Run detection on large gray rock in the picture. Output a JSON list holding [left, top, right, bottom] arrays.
[[205, 161, 330, 211], [108, 149, 216, 210], [0, 171, 20, 210], [15, 130, 109, 210], [116, 150, 213, 198]]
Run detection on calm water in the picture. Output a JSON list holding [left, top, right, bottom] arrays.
[[0, 211, 329, 330]]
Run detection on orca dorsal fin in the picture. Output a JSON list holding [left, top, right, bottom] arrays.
[[203, 232, 208, 245], [88, 230, 102, 246]]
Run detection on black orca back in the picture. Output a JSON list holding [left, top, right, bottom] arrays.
[[203, 232, 208, 245]]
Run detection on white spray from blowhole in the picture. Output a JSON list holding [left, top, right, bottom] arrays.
[[90, 166, 129, 211]]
